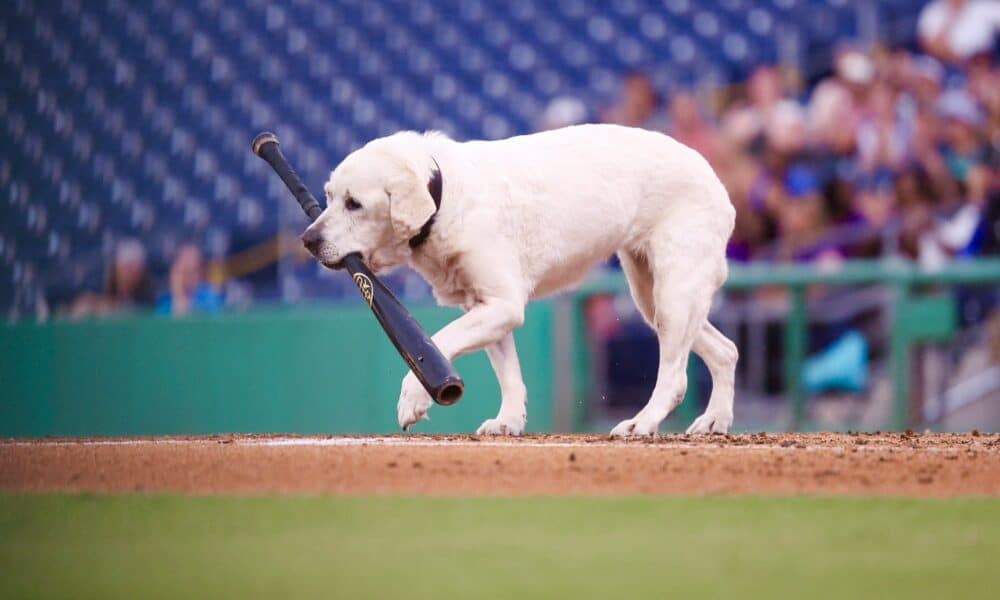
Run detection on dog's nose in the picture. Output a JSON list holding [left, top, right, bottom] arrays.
[[301, 229, 322, 255]]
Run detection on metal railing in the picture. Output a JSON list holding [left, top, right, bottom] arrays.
[[559, 258, 1000, 432]]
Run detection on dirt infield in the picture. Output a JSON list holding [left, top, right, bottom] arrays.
[[2, 432, 999, 497]]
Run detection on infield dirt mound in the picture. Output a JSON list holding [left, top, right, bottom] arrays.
[[3, 432, 999, 497]]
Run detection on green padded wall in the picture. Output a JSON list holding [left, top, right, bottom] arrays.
[[0, 305, 554, 437]]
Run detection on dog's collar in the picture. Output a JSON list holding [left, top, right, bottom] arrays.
[[408, 158, 442, 250]]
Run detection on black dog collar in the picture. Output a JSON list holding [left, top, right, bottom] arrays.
[[408, 158, 442, 249]]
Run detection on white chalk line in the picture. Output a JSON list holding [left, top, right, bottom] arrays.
[[3, 436, 995, 453], [2, 436, 683, 449]]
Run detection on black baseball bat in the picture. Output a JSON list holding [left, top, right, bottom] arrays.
[[252, 131, 464, 406]]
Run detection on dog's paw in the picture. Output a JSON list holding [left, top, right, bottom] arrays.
[[397, 374, 433, 431], [609, 416, 659, 438], [476, 415, 525, 436], [686, 411, 733, 435]]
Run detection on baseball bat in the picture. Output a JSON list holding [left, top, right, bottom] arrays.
[[252, 131, 464, 406]]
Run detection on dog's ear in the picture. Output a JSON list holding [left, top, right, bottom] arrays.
[[387, 165, 437, 240]]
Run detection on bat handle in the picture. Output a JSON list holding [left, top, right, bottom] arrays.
[[252, 132, 324, 221]]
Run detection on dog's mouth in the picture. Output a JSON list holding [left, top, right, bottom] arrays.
[[325, 257, 346, 270], [322, 251, 364, 271]]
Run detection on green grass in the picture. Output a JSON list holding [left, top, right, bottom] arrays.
[[1, 495, 997, 599]]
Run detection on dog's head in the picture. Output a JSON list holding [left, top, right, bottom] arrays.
[[301, 132, 440, 272]]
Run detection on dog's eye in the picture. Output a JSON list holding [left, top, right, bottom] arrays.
[[344, 197, 362, 211]]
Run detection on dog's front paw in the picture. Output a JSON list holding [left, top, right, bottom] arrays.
[[476, 415, 525, 436], [686, 410, 733, 435], [609, 416, 659, 438], [397, 373, 433, 431]]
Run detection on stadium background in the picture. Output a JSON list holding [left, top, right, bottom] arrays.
[[2, 3, 1000, 599], [1, 0, 998, 436]]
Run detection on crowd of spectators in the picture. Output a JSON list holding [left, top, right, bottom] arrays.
[[68, 239, 222, 319], [592, 0, 999, 269]]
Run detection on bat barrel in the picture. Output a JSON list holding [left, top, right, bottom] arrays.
[[341, 253, 464, 406], [435, 380, 464, 406]]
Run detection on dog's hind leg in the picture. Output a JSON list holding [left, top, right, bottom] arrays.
[[687, 321, 737, 434], [617, 250, 656, 327], [477, 333, 528, 435], [610, 225, 723, 437]]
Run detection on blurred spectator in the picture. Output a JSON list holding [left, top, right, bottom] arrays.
[[601, 72, 663, 129], [765, 100, 809, 158], [918, 0, 1000, 65], [851, 169, 899, 257], [68, 239, 155, 318], [539, 95, 590, 131], [748, 65, 787, 117], [853, 169, 897, 230], [810, 85, 861, 225], [156, 244, 223, 317], [896, 167, 938, 259], [666, 91, 721, 163], [772, 165, 840, 263], [834, 46, 876, 102], [722, 65, 791, 150], [937, 90, 989, 185], [908, 54, 946, 110], [856, 81, 908, 172], [741, 100, 811, 247]]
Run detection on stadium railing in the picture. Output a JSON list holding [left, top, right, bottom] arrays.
[[559, 258, 1000, 432]]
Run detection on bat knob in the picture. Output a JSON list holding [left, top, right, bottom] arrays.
[[252, 131, 279, 156]]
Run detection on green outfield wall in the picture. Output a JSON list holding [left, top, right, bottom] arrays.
[[0, 305, 555, 437]]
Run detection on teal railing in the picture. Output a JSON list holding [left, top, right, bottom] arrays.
[[569, 258, 1000, 432]]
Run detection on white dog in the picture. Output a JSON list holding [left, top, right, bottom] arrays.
[[301, 124, 737, 437]]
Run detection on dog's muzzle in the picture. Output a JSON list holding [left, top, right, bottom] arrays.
[[300, 229, 348, 270], [300, 228, 322, 256]]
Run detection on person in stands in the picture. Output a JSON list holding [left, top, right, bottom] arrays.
[[68, 238, 155, 318], [156, 244, 223, 317]]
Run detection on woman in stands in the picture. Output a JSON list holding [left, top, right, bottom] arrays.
[[68, 239, 155, 318]]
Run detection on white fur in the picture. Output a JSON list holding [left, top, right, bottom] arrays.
[[304, 124, 738, 437]]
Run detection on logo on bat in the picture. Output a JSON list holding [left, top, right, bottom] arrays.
[[353, 273, 374, 307]]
